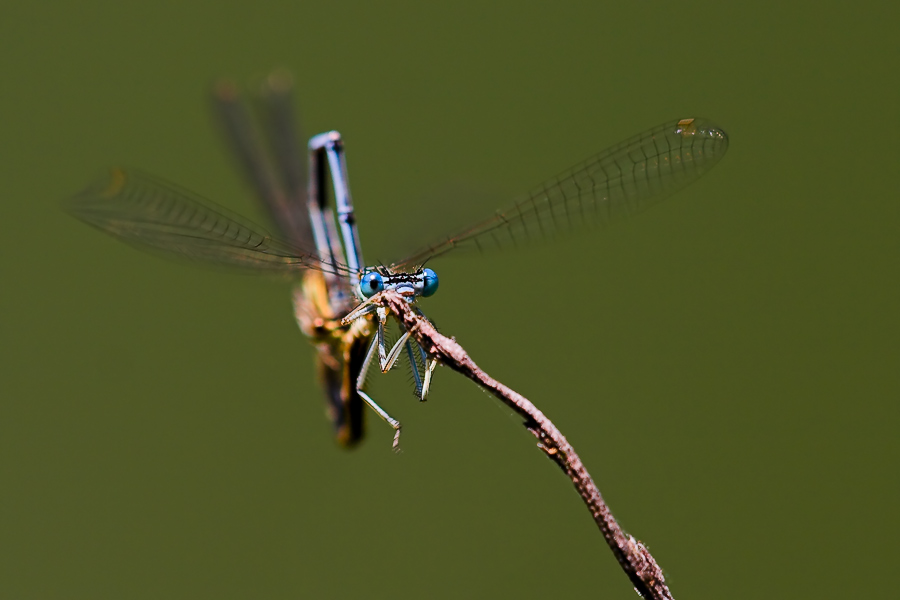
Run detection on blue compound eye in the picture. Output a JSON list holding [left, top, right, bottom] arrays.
[[359, 272, 385, 298], [421, 268, 439, 297]]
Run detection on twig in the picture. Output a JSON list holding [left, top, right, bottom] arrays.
[[379, 290, 674, 600]]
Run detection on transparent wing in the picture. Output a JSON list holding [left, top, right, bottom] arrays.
[[391, 118, 728, 270], [65, 168, 352, 276], [211, 72, 315, 248]]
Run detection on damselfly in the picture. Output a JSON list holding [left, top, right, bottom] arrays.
[[67, 74, 729, 450], [211, 74, 368, 447]]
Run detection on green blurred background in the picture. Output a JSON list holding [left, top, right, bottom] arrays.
[[1, 1, 897, 598]]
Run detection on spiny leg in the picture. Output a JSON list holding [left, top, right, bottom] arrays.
[[408, 307, 438, 400], [356, 328, 402, 451], [404, 340, 425, 399], [383, 320, 433, 401], [381, 318, 431, 400], [375, 306, 389, 369], [378, 308, 419, 378], [384, 330, 412, 373]]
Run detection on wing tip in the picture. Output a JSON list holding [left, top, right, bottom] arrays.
[[675, 117, 729, 156]]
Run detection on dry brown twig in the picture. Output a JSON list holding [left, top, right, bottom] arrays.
[[378, 290, 674, 600]]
